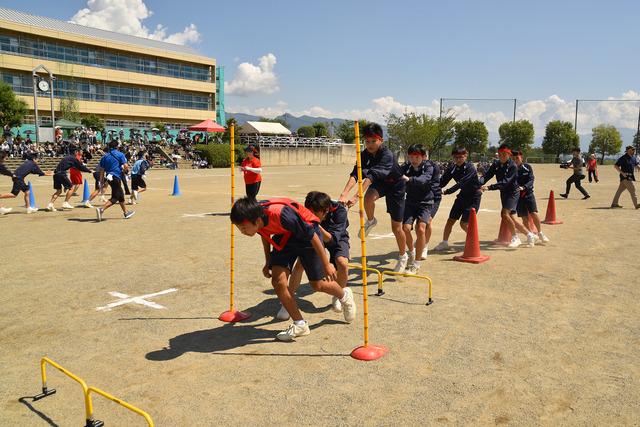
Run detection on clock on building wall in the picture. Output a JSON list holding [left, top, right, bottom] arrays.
[[37, 79, 50, 92]]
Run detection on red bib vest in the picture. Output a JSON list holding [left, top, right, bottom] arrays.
[[257, 198, 319, 251]]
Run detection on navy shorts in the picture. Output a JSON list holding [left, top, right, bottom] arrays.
[[131, 174, 146, 191], [430, 198, 441, 220], [93, 172, 105, 190], [516, 193, 538, 217], [449, 191, 482, 223], [370, 179, 405, 222], [53, 174, 72, 190], [327, 239, 350, 266], [500, 188, 520, 213], [403, 200, 433, 226], [269, 228, 325, 281], [10, 177, 29, 196]]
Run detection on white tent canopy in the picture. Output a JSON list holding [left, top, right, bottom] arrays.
[[238, 121, 291, 135]]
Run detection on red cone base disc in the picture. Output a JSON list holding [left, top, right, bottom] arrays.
[[219, 310, 252, 322], [351, 345, 388, 361], [542, 220, 563, 225], [453, 254, 490, 264]]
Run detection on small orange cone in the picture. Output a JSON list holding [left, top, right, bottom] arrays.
[[454, 208, 490, 264], [542, 190, 563, 224], [490, 218, 511, 245], [527, 214, 538, 233]]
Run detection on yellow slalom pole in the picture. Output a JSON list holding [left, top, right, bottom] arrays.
[[350, 122, 387, 361]]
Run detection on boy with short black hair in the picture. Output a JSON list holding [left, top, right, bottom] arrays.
[[400, 144, 434, 275], [277, 191, 351, 320], [231, 196, 356, 341], [338, 122, 408, 272], [560, 147, 590, 199], [47, 147, 92, 211], [96, 140, 134, 221], [433, 146, 483, 251], [511, 148, 549, 243], [0, 154, 54, 213], [480, 143, 535, 248]]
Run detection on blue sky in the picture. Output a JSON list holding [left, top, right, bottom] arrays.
[[9, 1, 640, 143]]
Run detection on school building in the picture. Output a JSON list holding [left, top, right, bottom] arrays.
[[0, 7, 223, 138]]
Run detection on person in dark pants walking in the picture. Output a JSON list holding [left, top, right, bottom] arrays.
[[560, 148, 590, 200]]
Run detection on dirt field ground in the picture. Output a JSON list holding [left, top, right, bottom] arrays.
[[1, 162, 639, 426]]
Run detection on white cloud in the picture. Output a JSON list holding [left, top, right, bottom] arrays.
[[70, 0, 200, 45], [225, 54, 280, 97]]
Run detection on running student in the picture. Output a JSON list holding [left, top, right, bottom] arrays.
[[128, 151, 150, 205], [0, 154, 54, 213], [559, 147, 590, 200], [0, 153, 16, 214], [240, 145, 262, 200], [47, 147, 92, 211], [338, 122, 408, 272], [511, 148, 549, 243], [83, 150, 107, 208], [433, 146, 483, 251], [96, 140, 135, 221], [68, 150, 84, 204], [277, 191, 350, 320], [400, 144, 435, 275], [480, 143, 535, 248], [230, 197, 356, 341]]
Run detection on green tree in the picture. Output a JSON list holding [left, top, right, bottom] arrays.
[[81, 114, 104, 131], [223, 117, 240, 145], [498, 119, 534, 152], [297, 126, 315, 138], [542, 120, 579, 159], [386, 111, 454, 157], [0, 81, 28, 128], [454, 119, 489, 154], [334, 119, 370, 145], [312, 121, 329, 137], [588, 124, 623, 164], [59, 78, 80, 123]]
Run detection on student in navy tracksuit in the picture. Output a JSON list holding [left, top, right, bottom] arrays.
[[479, 143, 533, 248], [400, 144, 434, 275], [47, 147, 92, 211], [423, 157, 441, 259], [433, 146, 483, 251], [0, 154, 54, 214], [230, 196, 356, 341], [338, 122, 408, 272], [512, 148, 549, 244], [282, 191, 351, 320]]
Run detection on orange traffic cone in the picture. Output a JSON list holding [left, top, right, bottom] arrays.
[[490, 218, 511, 245], [527, 214, 538, 233], [454, 208, 490, 264], [542, 190, 563, 224]]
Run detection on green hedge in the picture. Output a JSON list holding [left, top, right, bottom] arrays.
[[194, 144, 246, 168]]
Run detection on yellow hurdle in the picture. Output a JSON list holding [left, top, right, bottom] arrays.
[[88, 386, 153, 427]]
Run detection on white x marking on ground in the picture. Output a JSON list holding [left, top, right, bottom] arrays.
[[96, 288, 178, 311]]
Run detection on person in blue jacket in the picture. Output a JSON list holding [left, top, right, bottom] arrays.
[[96, 140, 135, 221]]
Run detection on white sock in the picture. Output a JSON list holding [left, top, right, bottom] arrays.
[[399, 253, 408, 260], [441, 240, 448, 245], [408, 249, 415, 256], [527, 232, 534, 239], [414, 260, 421, 267], [293, 319, 306, 326], [339, 289, 350, 303]]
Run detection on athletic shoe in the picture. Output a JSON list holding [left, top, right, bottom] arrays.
[[276, 323, 310, 341], [433, 241, 449, 251], [83, 201, 92, 208], [582, 195, 590, 200], [358, 217, 377, 238], [406, 263, 420, 275], [133, 190, 139, 199], [96, 208, 103, 221], [559, 194, 568, 198], [124, 210, 135, 219], [331, 296, 343, 313], [126, 199, 135, 205], [507, 236, 522, 248], [341, 288, 356, 322], [422, 245, 428, 260], [393, 254, 408, 273], [46, 204, 56, 212], [276, 304, 290, 320], [0, 207, 12, 215], [61, 202, 74, 209], [610, 203, 623, 208], [26, 207, 38, 214], [407, 251, 415, 266], [538, 231, 550, 243], [524, 234, 535, 248], [100, 196, 107, 202]]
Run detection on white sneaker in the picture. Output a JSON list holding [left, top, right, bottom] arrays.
[[133, 190, 139, 199], [538, 231, 550, 243], [276, 304, 290, 320], [46, 204, 57, 212], [126, 199, 135, 205], [357, 217, 377, 238], [26, 206, 38, 214], [83, 201, 92, 208], [507, 236, 522, 248], [276, 322, 310, 341], [341, 288, 356, 322], [406, 262, 420, 275], [61, 202, 74, 209], [100, 196, 107, 202], [0, 207, 12, 215], [393, 254, 409, 273], [407, 250, 415, 266], [433, 241, 449, 251], [524, 234, 535, 248], [331, 296, 343, 313], [422, 245, 428, 260]]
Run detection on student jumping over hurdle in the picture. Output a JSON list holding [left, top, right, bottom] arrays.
[[338, 122, 409, 273], [230, 196, 356, 341]]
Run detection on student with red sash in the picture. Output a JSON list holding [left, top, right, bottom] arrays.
[[231, 197, 356, 341]]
